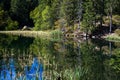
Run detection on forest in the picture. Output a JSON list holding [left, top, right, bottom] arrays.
[[0, 0, 120, 35]]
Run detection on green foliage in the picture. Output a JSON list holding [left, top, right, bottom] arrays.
[[106, 34, 120, 41], [103, 15, 120, 25], [60, 0, 78, 26], [51, 0, 60, 20], [30, 4, 44, 30], [81, 0, 96, 34], [10, 0, 27, 24], [30, 0, 49, 30], [54, 19, 67, 29], [0, 0, 120, 31], [5, 18, 18, 30], [10, 0, 38, 26], [0, 9, 7, 30], [50, 30, 63, 40], [63, 68, 84, 80], [0, 0, 11, 11], [0, 9, 18, 30], [114, 29, 120, 36], [30, 0, 54, 30], [105, 0, 119, 14], [109, 48, 120, 73], [112, 15, 120, 25], [41, 6, 53, 30]]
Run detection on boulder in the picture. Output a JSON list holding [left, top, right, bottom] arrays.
[[22, 26, 31, 30]]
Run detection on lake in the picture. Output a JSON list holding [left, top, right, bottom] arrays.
[[0, 33, 120, 80]]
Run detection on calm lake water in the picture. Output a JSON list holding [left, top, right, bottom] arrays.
[[0, 34, 120, 80]]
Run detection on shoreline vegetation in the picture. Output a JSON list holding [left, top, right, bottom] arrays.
[[105, 33, 120, 42], [0, 30, 63, 40], [0, 30, 119, 40], [0, 0, 120, 40], [0, 31, 50, 38]]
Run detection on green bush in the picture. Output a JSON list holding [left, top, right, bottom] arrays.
[[0, 9, 18, 30], [5, 18, 18, 30], [50, 30, 63, 40], [31, 5, 53, 30], [112, 15, 120, 25], [114, 29, 120, 36], [103, 15, 120, 26]]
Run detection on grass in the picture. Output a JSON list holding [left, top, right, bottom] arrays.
[[105, 33, 120, 42], [0, 30, 51, 38], [50, 29, 63, 41], [0, 30, 63, 40]]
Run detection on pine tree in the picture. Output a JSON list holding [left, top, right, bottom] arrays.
[[51, 0, 61, 20], [30, 0, 46, 30], [93, 0, 105, 27], [10, 0, 38, 27], [41, 6, 53, 30], [76, 0, 83, 29], [105, 0, 119, 33], [30, 0, 54, 30], [81, 0, 96, 34], [60, 0, 78, 26]]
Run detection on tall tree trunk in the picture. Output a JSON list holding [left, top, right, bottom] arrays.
[[109, 7, 112, 34], [109, 41, 112, 56], [100, 13, 103, 27], [100, 0, 104, 27], [77, 0, 82, 30]]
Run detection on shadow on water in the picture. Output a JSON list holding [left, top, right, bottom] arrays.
[[0, 34, 120, 80]]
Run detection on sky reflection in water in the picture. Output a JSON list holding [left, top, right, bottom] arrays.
[[0, 34, 120, 80], [0, 58, 43, 80]]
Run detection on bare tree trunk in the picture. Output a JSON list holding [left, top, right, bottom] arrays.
[[109, 41, 112, 56], [109, 7, 112, 34], [100, 13, 103, 27]]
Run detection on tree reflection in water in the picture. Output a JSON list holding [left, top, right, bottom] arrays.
[[0, 58, 43, 80], [0, 34, 120, 80]]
